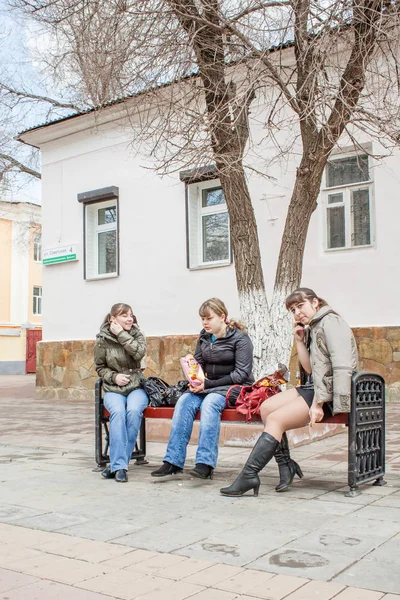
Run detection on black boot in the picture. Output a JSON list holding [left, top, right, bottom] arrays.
[[190, 463, 213, 479], [274, 432, 303, 492], [151, 461, 183, 477], [220, 432, 279, 497]]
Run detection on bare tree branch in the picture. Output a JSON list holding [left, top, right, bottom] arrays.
[[0, 153, 41, 179], [0, 82, 81, 111]]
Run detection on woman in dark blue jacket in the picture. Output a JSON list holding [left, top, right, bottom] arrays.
[[151, 298, 254, 480]]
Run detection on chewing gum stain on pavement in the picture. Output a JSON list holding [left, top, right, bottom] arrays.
[[270, 550, 329, 569], [202, 542, 240, 557]]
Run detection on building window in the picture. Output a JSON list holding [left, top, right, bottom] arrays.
[[33, 286, 42, 315], [33, 233, 42, 262], [84, 199, 118, 279], [323, 153, 373, 250], [187, 179, 231, 268]]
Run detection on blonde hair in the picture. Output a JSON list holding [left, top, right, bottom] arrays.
[[101, 303, 137, 327], [198, 298, 246, 331], [285, 288, 328, 311]]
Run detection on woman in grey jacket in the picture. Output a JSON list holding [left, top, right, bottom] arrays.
[[221, 287, 358, 497], [151, 298, 254, 480], [94, 303, 148, 483]]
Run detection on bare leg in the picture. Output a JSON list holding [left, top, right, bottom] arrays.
[[263, 396, 309, 441], [260, 388, 302, 425], [220, 390, 310, 497]]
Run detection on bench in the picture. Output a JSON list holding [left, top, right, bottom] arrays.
[[95, 371, 386, 497]]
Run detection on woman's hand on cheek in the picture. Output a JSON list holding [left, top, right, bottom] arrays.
[[293, 322, 305, 342], [110, 321, 123, 335]]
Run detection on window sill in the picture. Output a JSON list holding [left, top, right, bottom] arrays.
[[324, 244, 374, 253], [322, 180, 372, 192], [85, 273, 119, 281], [189, 261, 231, 271]]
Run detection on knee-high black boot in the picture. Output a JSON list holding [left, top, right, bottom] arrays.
[[220, 432, 279, 497], [274, 432, 303, 492]]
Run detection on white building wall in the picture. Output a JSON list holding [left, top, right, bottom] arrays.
[[37, 104, 400, 343]]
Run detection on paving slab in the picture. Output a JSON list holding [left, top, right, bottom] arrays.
[[183, 564, 244, 587], [219, 573, 309, 600], [333, 558, 400, 595], [213, 569, 276, 594], [0, 578, 118, 600], [56, 518, 142, 542], [154, 557, 214, 581], [11, 511, 91, 532], [0, 504, 47, 523], [0, 567, 39, 593], [187, 590, 236, 600], [283, 580, 346, 599], [333, 588, 384, 600]]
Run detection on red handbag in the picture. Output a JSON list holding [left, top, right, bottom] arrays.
[[226, 366, 288, 423]]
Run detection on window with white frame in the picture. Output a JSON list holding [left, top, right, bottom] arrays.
[[33, 232, 42, 262], [33, 286, 42, 315], [323, 153, 373, 250], [187, 179, 231, 268], [84, 199, 118, 279]]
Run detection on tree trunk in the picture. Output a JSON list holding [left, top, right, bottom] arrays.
[[217, 164, 271, 376], [266, 155, 327, 369]]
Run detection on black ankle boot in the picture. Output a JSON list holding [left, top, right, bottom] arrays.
[[151, 461, 183, 477], [274, 432, 303, 492], [190, 463, 213, 479], [220, 432, 279, 497]]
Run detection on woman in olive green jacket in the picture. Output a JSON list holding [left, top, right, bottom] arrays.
[[94, 303, 148, 483], [221, 287, 358, 497]]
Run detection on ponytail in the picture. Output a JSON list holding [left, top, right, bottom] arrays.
[[226, 317, 247, 332]]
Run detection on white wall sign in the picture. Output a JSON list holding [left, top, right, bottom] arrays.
[[43, 245, 78, 265]]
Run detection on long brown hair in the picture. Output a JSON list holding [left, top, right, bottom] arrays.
[[101, 303, 138, 327], [285, 288, 328, 311], [198, 298, 246, 331]]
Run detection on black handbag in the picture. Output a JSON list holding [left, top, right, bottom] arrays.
[[163, 380, 189, 407], [142, 377, 189, 407], [142, 377, 170, 407]]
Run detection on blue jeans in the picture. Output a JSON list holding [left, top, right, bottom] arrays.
[[104, 388, 149, 471], [164, 391, 226, 469]]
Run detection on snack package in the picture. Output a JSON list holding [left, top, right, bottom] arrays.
[[180, 354, 205, 385]]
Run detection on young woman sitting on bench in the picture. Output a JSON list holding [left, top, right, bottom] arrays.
[[220, 287, 358, 497], [151, 297, 254, 480], [94, 303, 148, 483]]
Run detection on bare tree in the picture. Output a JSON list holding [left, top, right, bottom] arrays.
[[1, 0, 142, 186], [12, 0, 400, 373], [0, 54, 83, 186]]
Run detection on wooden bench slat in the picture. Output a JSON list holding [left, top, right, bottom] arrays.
[[104, 406, 349, 425]]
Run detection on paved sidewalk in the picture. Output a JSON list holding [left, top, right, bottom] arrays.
[[0, 375, 400, 599]]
